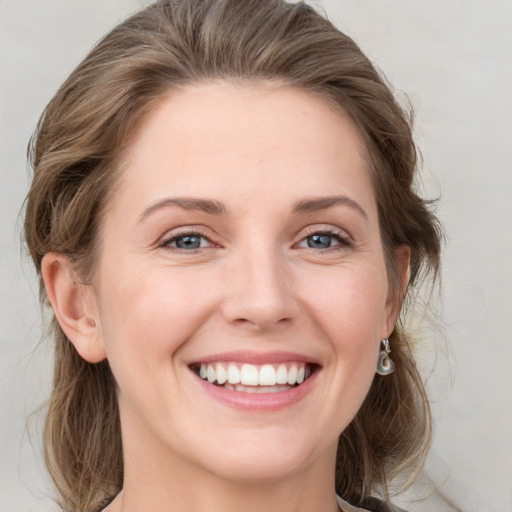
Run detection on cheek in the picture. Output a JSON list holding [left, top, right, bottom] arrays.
[[95, 264, 215, 376], [300, 263, 389, 343], [299, 264, 387, 400]]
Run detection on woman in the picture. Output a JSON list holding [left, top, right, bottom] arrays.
[[23, 1, 442, 511]]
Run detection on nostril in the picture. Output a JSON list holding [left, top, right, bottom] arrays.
[[233, 316, 292, 330], [233, 318, 253, 327]]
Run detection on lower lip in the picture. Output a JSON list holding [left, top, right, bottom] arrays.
[[193, 371, 318, 411]]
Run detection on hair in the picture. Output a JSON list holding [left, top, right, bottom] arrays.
[[24, 1, 443, 511]]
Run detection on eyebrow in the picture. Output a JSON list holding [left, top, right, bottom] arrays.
[[292, 195, 368, 220], [138, 197, 226, 222], [138, 194, 368, 223]]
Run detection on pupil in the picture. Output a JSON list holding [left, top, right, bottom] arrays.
[[308, 234, 331, 249], [176, 235, 201, 249]]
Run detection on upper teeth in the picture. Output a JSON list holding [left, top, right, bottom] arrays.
[[198, 362, 311, 386]]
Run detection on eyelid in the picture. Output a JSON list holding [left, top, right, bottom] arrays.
[[297, 225, 352, 241], [159, 226, 221, 249], [294, 225, 353, 250]]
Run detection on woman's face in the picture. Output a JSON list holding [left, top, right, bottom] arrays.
[[88, 82, 400, 484]]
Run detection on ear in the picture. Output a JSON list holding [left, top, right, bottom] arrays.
[[41, 252, 106, 363], [382, 245, 411, 338]]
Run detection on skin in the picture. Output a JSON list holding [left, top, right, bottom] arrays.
[[42, 82, 408, 512]]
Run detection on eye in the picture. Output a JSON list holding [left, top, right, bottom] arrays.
[[162, 232, 214, 250], [297, 230, 351, 250], [306, 233, 335, 249]]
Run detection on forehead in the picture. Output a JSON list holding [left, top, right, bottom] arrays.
[[115, 81, 376, 217]]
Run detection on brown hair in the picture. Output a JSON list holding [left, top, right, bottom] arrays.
[[24, 1, 442, 510]]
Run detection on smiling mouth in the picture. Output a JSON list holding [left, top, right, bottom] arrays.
[[190, 362, 317, 393]]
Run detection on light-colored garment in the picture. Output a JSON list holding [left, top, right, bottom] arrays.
[[337, 495, 371, 512], [337, 495, 408, 512]]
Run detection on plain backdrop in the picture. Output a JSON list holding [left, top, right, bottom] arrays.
[[1, 1, 511, 511]]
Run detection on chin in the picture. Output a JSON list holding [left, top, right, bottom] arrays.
[[190, 427, 325, 485], [203, 454, 306, 485]]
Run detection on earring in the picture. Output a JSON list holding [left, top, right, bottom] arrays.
[[376, 339, 395, 376]]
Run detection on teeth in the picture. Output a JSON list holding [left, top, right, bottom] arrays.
[[216, 363, 227, 384], [227, 364, 241, 384], [259, 364, 276, 386], [196, 362, 312, 388], [287, 365, 298, 385], [240, 364, 259, 385], [207, 365, 216, 383], [276, 364, 288, 384], [224, 383, 293, 393]]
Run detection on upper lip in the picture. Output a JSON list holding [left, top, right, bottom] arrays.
[[187, 350, 321, 366]]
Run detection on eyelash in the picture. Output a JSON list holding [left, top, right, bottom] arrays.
[[296, 229, 353, 250], [160, 227, 352, 252], [160, 230, 216, 251]]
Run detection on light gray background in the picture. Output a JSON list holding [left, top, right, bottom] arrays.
[[1, 1, 511, 511]]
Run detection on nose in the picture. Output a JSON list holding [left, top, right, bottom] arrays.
[[220, 247, 298, 332]]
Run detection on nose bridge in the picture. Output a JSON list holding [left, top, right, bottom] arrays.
[[222, 240, 296, 330]]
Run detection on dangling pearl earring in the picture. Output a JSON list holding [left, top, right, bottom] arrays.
[[376, 339, 395, 376]]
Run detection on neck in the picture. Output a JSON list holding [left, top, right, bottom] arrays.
[[114, 406, 340, 512]]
